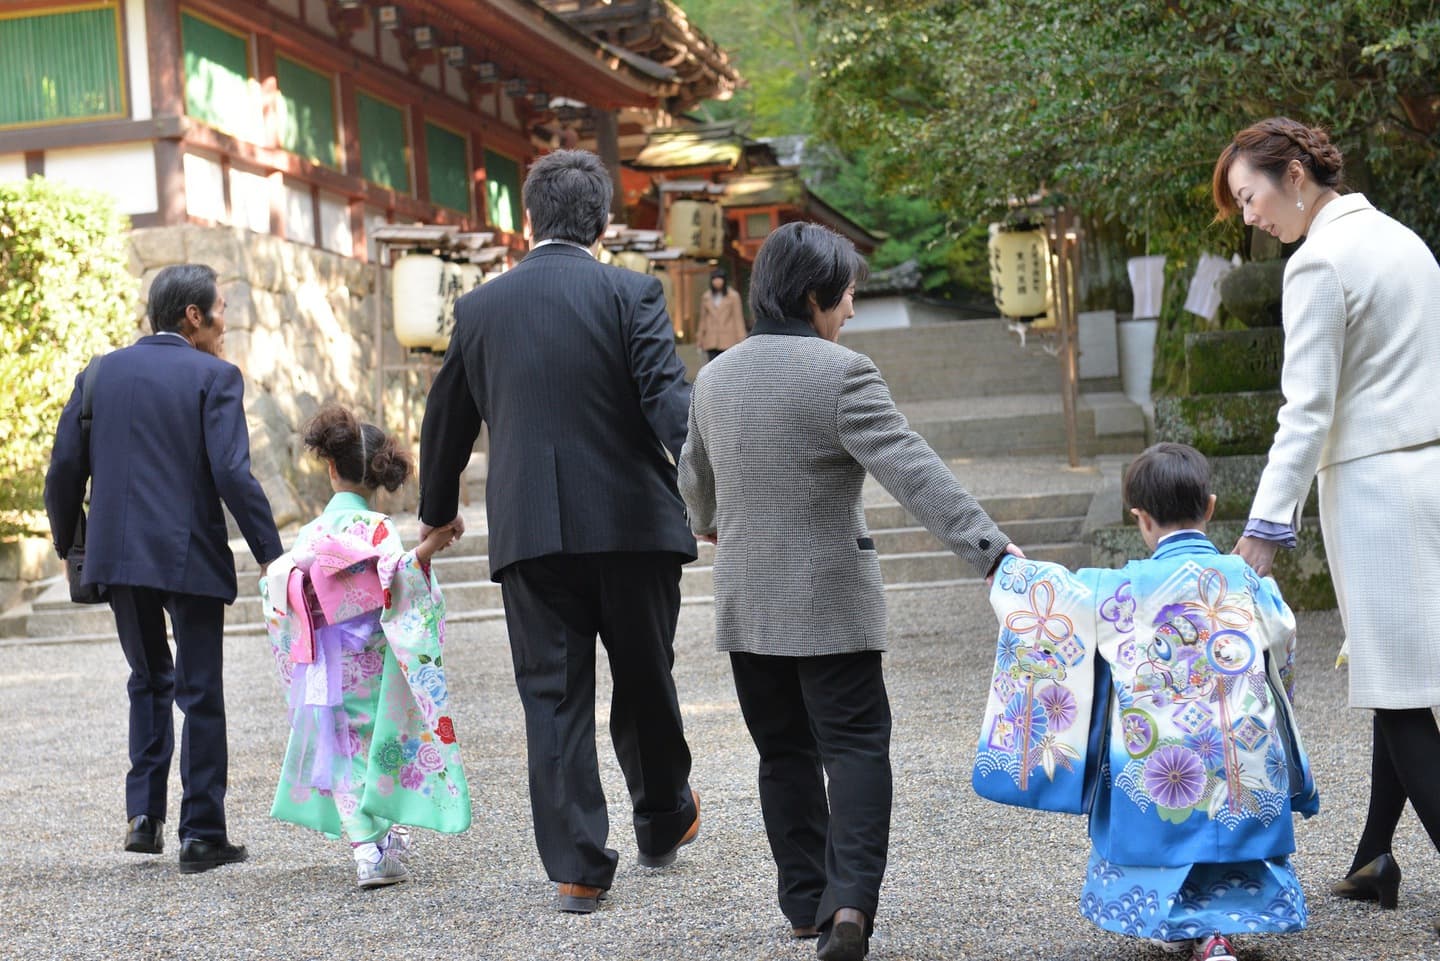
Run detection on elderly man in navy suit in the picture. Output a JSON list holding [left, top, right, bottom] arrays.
[[418, 150, 700, 913], [45, 263, 282, 873]]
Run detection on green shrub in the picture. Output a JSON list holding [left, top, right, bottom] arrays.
[[0, 177, 136, 538]]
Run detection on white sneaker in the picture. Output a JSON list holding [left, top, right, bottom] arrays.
[[381, 825, 413, 861], [353, 842, 409, 889]]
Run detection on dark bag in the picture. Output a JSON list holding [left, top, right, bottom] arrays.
[[66, 356, 107, 605], [67, 510, 105, 604]]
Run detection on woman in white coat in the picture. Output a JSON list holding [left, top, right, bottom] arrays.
[[1212, 117, 1440, 913]]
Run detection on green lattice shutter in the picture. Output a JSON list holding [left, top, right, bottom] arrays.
[[426, 123, 470, 213], [0, 5, 124, 128], [276, 57, 337, 169], [180, 12, 251, 136], [484, 149, 522, 233], [357, 92, 409, 193]]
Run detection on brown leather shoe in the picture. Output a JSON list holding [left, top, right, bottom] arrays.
[[791, 924, 819, 939], [637, 789, 700, 868], [817, 908, 869, 961], [556, 882, 605, 913]]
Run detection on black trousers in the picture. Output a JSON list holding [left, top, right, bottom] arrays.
[[730, 650, 892, 932], [107, 585, 229, 843], [499, 552, 696, 889]]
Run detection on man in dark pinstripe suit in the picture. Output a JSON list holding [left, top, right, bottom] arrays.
[[418, 150, 700, 914]]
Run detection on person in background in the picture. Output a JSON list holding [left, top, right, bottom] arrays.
[[696, 268, 746, 361]]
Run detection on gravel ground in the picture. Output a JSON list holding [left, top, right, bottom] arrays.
[[2, 588, 1438, 960]]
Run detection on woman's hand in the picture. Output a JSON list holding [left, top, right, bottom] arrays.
[[1233, 535, 1281, 578]]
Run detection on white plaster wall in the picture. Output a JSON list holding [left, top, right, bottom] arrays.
[[349, 23, 376, 56], [848, 296, 912, 331], [0, 155, 26, 183], [268, 0, 301, 17], [303, 0, 336, 37], [184, 151, 227, 223], [319, 192, 351, 255], [284, 179, 315, 243], [124, 0, 151, 120], [43, 143, 157, 215], [230, 168, 272, 234]]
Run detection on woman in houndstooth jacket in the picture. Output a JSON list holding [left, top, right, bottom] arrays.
[[1213, 117, 1440, 915], [678, 222, 1019, 961]]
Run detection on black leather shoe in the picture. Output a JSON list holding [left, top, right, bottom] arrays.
[[124, 815, 164, 854], [178, 839, 248, 875], [1331, 852, 1401, 908], [817, 908, 869, 961]]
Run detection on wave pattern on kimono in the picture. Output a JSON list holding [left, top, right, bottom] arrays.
[[260, 493, 471, 841]]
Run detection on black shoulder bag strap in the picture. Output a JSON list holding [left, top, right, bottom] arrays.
[[73, 354, 105, 550]]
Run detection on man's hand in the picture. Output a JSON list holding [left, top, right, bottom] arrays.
[[1233, 535, 1280, 578], [985, 542, 1027, 587]]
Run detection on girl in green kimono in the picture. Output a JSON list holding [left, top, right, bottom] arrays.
[[261, 404, 470, 888]]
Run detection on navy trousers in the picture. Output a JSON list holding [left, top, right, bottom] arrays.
[[107, 585, 229, 843]]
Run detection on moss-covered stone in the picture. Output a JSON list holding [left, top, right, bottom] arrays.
[[1217, 259, 1285, 328], [1207, 454, 1319, 520], [1088, 520, 1335, 610], [1184, 328, 1285, 395], [1155, 392, 1284, 456]]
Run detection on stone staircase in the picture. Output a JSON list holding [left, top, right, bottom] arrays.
[[6, 317, 1146, 644]]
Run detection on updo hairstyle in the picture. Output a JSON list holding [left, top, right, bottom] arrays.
[[303, 403, 412, 492], [1211, 117, 1345, 217]]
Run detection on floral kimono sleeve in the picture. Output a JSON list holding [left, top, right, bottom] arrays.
[[1251, 572, 1318, 817], [360, 518, 472, 833], [974, 557, 1102, 814]]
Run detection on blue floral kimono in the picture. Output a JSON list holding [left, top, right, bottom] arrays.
[[977, 533, 1319, 941]]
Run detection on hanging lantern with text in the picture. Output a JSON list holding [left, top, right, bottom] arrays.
[[391, 253, 482, 353], [665, 200, 724, 258], [987, 223, 1052, 321]]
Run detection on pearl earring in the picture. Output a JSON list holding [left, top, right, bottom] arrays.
[[1296, 198, 1305, 212]]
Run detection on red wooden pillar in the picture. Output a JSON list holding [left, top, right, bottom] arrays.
[[147, 0, 186, 225]]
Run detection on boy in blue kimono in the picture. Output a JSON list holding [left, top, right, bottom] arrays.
[[980, 444, 1318, 961]]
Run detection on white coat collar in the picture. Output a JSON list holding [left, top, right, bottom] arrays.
[[1307, 192, 1373, 237]]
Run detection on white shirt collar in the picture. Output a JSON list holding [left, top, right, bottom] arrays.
[[1156, 528, 1207, 545], [532, 238, 595, 258], [155, 331, 191, 344]]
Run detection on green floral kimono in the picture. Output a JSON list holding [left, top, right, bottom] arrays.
[[260, 492, 471, 842]]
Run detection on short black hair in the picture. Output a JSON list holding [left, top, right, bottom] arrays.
[[522, 149, 612, 245], [748, 222, 866, 326], [148, 263, 219, 334], [1123, 443, 1212, 526]]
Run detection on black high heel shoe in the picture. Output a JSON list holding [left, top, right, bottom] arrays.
[[1331, 852, 1401, 908]]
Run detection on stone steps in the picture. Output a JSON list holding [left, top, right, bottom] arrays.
[[16, 481, 1101, 642]]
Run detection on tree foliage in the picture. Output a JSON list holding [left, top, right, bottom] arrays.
[[681, 0, 816, 136], [807, 0, 1440, 257], [0, 177, 137, 537]]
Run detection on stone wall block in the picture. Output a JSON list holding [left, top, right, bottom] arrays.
[[1154, 392, 1284, 457], [1184, 328, 1284, 395], [185, 227, 243, 282], [129, 226, 188, 267]]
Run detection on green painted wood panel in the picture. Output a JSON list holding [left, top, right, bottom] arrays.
[[484, 149, 522, 233], [357, 92, 409, 193], [0, 6, 123, 127], [180, 12, 249, 135], [425, 123, 469, 214], [276, 56, 336, 169]]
